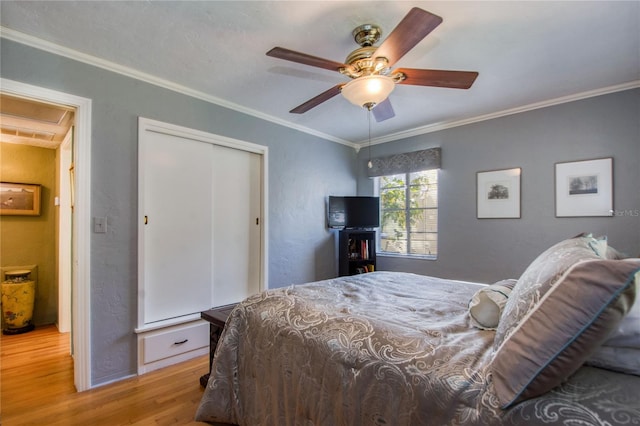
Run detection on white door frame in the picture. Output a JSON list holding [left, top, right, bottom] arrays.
[[58, 128, 73, 333], [1, 78, 92, 391]]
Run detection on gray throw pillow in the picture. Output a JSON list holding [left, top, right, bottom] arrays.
[[490, 258, 639, 408]]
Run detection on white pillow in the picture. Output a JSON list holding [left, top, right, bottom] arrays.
[[468, 279, 517, 330], [588, 234, 609, 257]]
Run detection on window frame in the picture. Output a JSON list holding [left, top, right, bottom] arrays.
[[375, 169, 438, 260]]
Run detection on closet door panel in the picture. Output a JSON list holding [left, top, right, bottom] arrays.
[[211, 145, 261, 306], [142, 132, 213, 324]]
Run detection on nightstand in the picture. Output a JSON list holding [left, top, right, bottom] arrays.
[[199, 303, 238, 387]]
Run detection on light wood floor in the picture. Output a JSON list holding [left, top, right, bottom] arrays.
[[1, 325, 210, 425]]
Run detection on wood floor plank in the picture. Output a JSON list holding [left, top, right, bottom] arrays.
[[1, 325, 210, 425]]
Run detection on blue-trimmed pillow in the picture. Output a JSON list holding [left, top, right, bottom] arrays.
[[490, 259, 639, 408]]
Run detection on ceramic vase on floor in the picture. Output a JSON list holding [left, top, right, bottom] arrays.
[[1, 270, 36, 335]]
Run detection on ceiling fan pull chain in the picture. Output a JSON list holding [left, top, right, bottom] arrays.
[[367, 107, 373, 169]]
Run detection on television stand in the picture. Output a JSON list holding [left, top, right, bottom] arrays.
[[338, 229, 376, 276]]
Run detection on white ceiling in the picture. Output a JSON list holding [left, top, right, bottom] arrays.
[[1, 1, 638, 146], [0, 94, 74, 149]]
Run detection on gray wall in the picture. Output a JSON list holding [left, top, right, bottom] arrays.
[[358, 89, 640, 283], [1, 39, 355, 385]]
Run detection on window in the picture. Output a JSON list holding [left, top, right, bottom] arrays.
[[378, 169, 438, 258]]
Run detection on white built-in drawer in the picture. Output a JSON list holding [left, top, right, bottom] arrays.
[[142, 321, 209, 364]]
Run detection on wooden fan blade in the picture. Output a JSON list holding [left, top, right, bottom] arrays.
[[395, 68, 479, 89], [372, 98, 395, 122], [290, 84, 344, 114], [373, 8, 443, 67], [267, 47, 347, 72]]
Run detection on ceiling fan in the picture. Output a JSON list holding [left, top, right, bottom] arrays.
[[266, 7, 479, 122]]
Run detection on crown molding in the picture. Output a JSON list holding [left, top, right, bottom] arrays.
[[360, 80, 640, 147], [0, 27, 355, 148]]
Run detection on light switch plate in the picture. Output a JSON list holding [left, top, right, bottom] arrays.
[[94, 217, 107, 233]]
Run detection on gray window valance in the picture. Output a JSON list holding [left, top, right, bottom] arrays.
[[367, 147, 441, 177]]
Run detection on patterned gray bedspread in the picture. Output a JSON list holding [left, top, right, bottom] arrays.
[[195, 271, 640, 425]]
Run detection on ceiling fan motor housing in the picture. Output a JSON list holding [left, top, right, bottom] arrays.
[[342, 46, 391, 78], [342, 24, 392, 79], [352, 24, 382, 47]]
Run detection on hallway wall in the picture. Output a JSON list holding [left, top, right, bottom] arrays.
[[0, 142, 58, 325]]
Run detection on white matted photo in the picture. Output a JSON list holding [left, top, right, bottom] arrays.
[[476, 167, 521, 219], [555, 157, 613, 217]]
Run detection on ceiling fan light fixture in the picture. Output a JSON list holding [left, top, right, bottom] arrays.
[[341, 75, 395, 108]]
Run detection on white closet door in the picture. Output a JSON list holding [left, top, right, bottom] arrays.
[[142, 132, 213, 324], [211, 145, 261, 306]]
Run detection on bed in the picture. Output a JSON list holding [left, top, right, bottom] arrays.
[[196, 235, 640, 425]]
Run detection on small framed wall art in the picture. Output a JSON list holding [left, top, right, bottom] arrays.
[[0, 182, 42, 216], [555, 157, 613, 217], [477, 167, 521, 219]]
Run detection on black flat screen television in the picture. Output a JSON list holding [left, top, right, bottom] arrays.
[[327, 196, 380, 229]]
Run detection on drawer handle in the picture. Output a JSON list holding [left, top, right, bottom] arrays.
[[174, 339, 189, 345]]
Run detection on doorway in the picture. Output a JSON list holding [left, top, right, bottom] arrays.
[[0, 78, 92, 391], [0, 93, 77, 335]]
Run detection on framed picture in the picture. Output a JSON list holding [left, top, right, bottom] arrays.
[[477, 168, 521, 219], [555, 157, 613, 217], [0, 182, 42, 216]]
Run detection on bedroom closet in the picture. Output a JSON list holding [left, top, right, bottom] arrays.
[[135, 118, 267, 373]]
